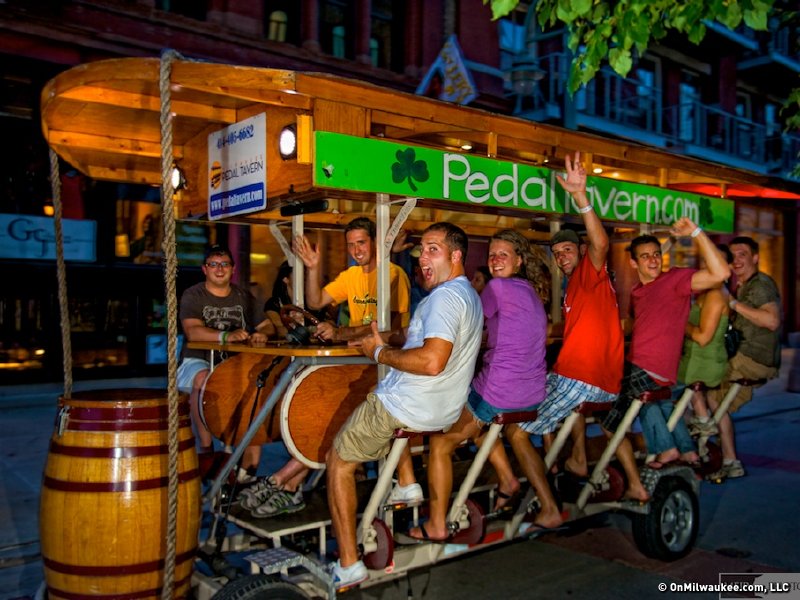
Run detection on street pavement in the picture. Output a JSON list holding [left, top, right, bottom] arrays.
[[1, 351, 799, 600]]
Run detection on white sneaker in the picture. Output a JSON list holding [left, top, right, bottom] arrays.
[[332, 559, 368, 591], [251, 488, 306, 517], [238, 476, 278, 510], [387, 482, 424, 504]]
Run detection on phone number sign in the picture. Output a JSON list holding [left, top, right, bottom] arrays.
[[207, 113, 267, 220]]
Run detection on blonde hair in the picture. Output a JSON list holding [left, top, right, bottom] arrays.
[[491, 229, 550, 306]]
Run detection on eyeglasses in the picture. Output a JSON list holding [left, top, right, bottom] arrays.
[[205, 261, 232, 269]]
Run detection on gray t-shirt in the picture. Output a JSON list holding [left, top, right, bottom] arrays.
[[179, 282, 261, 361], [378, 275, 483, 431]]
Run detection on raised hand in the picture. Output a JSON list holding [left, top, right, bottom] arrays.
[[555, 151, 587, 195], [391, 229, 415, 254], [670, 217, 699, 238], [292, 235, 320, 269]]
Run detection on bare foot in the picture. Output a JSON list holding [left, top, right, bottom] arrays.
[[534, 510, 564, 529], [654, 448, 680, 465], [680, 451, 700, 464], [408, 523, 449, 542], [564, 456, 588, 478], [623, 484, 650, 503], [494, 477, 521, 511]]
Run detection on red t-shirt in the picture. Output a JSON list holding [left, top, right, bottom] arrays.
[[628, 267, 696, 384], [553, 256, 624, 393]]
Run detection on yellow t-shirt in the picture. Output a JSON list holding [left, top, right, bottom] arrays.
[[323, 263, 411, 327]]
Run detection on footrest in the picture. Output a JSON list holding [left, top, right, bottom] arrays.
[[246, 547, 333, 594], [492, 410, 538, 425], [394, 428, 434, 438], [577, 402, 613, 415], [730, 377, 767, 387], [687, 381, 713, 392], [247, 547, 323, 576], [639, 387, 672, 403]]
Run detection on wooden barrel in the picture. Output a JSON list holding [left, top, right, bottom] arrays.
[[199, 354, 291, 446], [280, 363, 377, 468], [39, 389, 200, 600]]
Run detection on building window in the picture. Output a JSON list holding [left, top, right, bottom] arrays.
[[267, 11, 288, 42], [155, 0, 207, 21], [332, 25, 347, 58], [264, 1, 299, 45], [679, 71, 700, 143], [370, 0, 403, 71], [322, 1, 352, 59]]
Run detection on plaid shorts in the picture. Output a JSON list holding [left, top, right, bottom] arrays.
[[602, 362, 661, 431], [518, 373, 617, 435]]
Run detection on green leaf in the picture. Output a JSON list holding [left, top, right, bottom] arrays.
[[487, 0, 521, 20], [572, 0, 592, 17], [718, 2, 743, 29], [556, 0, 575, 23], [687, 21, 707, 44], [743, 8, 768, 30], [609, 47, 633, 77]]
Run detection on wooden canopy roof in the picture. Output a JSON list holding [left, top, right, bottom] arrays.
[[41, 57, 798, 236]]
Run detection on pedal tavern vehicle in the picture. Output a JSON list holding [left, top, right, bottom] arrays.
[[40, 53, 755, 599]]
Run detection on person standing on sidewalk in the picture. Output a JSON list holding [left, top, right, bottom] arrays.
[[521, 151, 649, 502], [707, 236, 781, 480]]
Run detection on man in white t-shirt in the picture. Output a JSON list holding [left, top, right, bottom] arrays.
[[327, 222, 483, 591]]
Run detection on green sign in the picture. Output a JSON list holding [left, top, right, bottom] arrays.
[[314, 132, 734, 233]]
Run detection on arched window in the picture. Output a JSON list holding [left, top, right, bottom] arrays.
[[267, 10, 288, 42]]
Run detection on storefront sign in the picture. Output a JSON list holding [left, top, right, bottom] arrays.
[[0, 214, 96, 261], [314, 132, 734, 233], [207, 113, 267, 220]]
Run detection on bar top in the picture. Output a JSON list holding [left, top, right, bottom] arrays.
[[186, 340, 364, 357]]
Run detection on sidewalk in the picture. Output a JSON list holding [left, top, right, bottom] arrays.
[[0, 377, 168, 408]]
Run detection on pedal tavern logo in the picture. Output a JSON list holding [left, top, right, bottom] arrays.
[[313, 132, 734, 234]]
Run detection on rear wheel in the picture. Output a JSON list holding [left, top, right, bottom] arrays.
[[212, 575, 310, 600], [632, 476, 698, 561]]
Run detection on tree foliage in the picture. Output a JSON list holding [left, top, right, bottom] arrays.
[[485, 0, 775, 93]]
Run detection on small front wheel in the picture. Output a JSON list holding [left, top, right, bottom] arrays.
[[632, 476, 698, 561], [212, 575, 310, 600]]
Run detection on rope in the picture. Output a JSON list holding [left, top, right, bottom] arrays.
[[159, 48, 183, 600], [49, 149, 72, 399]]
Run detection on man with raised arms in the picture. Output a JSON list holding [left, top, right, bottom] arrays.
[[522, 152, 649, 502]]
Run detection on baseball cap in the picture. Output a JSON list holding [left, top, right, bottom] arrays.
[[550, 229, 581, 247]]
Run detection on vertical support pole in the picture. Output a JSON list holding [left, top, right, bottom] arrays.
[[549, 220, 563, 325], [292, 215, 304, 307]]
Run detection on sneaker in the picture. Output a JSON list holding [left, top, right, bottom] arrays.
[[238, 476, 279, 510], [724, 459, 746, 478], [689, 417, 719, 437], [251, 488, 306, 517], [387, 482, 424, 504], [708, 460, 746, 482], [331, 559, 368, 591]]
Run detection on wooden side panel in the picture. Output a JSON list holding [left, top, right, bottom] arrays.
[[313, 98, 366, 137]]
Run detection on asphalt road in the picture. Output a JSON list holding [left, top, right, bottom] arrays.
[[1, 354, 799, 600]]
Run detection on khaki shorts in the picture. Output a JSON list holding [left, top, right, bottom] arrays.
[[333, 393, 409, 463], [710, 352, 778, 413]]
